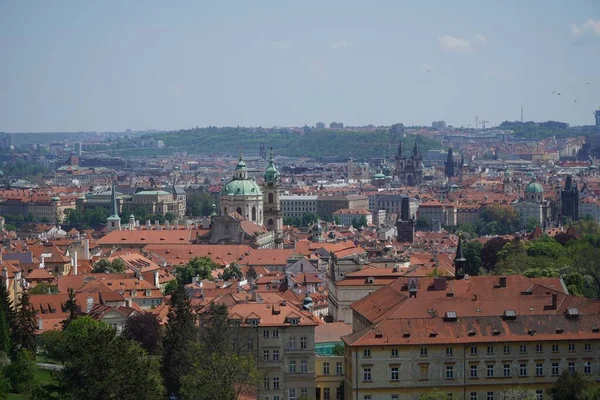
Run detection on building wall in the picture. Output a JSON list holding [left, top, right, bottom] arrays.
[[344, 340, 599, 400], [281, 196, 318, 218], [315, 355, 344, 400]]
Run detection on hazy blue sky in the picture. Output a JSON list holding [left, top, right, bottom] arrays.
[[0, 1, 599, 132]]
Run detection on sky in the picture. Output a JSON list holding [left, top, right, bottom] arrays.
[[0, 1, 599, 132]]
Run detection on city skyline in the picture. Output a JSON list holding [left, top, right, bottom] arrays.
[[1, 1, 599, 132]]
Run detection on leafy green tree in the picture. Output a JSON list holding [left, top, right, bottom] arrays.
[[175, 256, 218, 284], [122, 313, 162, 355], [463, 240, 483, 276], [161, 282, 197, 397], [163, 279, 178, 296], [0, 279, 14, 337], [500, 387, 537, 400], [246, 265, 258, 282], [547, 371, 600, 400], [180, 303, 261, 400], [39, 330, 65, 362], [478, 204, 520, 235], [61, 288, 80, 330], [222, 263, 243, 281], [11, 291, 37, 357], [525, 217, 539, 233], [92, 258, 126, 273], [419, 388, 449, 400], [56, 317, 165, 400], [29, 282, 59, 295], [416, 216, 431, 230], [0, 307, 10, 358], [573, 246, 600, 300], [481, 236, 511, 270], [187, 193, 215, 217], [4, 348, 36, 395]]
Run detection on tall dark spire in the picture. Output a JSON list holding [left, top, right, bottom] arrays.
[[445, 148, 455, 178], [397, 141, 402, 158]]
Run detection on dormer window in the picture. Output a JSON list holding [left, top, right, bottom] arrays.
[[248, 318, 259, 327], [145, 289, 151, 297], [288, 317, 299, 326], [229, 319, 241, 327], [131, 289, 137, 297]]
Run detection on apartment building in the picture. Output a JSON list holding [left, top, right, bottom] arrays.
[[225, 298, 320, 400], [280, 195, 318, 219], [317, 196, 369, 220], [342, 274, 600, 400], [332, 209, 372, 227]]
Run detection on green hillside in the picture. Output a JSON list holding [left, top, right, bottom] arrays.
[[144, 127, 442, 159]]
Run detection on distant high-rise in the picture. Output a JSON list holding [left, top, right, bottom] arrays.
[[315, 122, 325, 130], [330, 122, 344, 129], [74, 142, 82, 156], [595, 109, 600, 133]]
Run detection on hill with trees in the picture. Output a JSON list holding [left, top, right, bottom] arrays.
[[142, 127, 442, 159]]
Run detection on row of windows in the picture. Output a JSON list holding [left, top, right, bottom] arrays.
[[366, 342, 594, 358], [288, 359, 310, 373], [362, 390, 545, 400], [262, 329, 280, 338], [287, 336, 308, 350], [362, 360, 594, 381], [322, 361, 344, 375]]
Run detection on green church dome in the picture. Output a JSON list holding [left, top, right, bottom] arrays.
[[525, 181, 543, 194], [221, 179, 263, 196], [372, 171, 386, 180]]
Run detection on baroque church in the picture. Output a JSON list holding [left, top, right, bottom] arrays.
[[208, 150, 284, 249], [393, 136, 423, 186]]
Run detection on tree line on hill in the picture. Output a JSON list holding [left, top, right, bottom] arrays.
[[141, 127, 442, 160]]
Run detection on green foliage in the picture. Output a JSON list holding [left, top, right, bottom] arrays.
[[122, 313, 162, 355], [499, 387, 537, 400], [39, 330, 65, 362], [498, 120, 575, 139], [180, 303, 261, 400], [246, 265, 258, 282], [163, 279, 178, 296], [187, 192, 216, 217], [415, 216, 431, 230], [477, 204, 520, 235], [351, 215, 368, 229], [525, 217, 539, 233], [222, 264, 243, 281], [1, 159, 49, 180], [0, 308, 10, 357], [283, 212, 319, 227], [0, 280, 13, 345], [547, 371, 600, 400], [175, 256, 219, 284], [144, 128, 442, 159], [11, 291, 37, 357], [65, 207, 109, 229], [61, 288, 80, 331], [28, 282, 58, 295], [92, 258, 126, 273], [419, 388, 449, 400], [55, 317, 165, 400], [161, 282, 197, 397], [4, 348, 36, 395], [463, 240, 483, 276], [332, 343, 344, 356]]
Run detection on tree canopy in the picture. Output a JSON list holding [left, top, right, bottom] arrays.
[[175, 256, 219, 284]]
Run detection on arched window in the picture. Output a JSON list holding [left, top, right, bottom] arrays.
[[251, 207, 256, 221], [268, 193, 274, 204], [268, 218, 274, 227], [236, 207, 242, 215]]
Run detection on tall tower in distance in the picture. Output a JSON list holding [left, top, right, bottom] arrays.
[[396, 196, 415, 243], [444, 148, 455, 178], [106, 181, 121, 232], [595, 109, 600, 133]]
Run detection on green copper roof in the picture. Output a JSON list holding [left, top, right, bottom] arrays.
[[235, 154, 247, 170], [264, 149, 280, 182], [372, 171, 386, 179], [136, 190, 171, 195], [525, 181, 543, 194], [221, 179, 262, 196]]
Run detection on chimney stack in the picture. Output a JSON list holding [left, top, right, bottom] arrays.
[[83, 238, 90, 260], [499, 276, 507, 288], [72, 251, 78, 276]]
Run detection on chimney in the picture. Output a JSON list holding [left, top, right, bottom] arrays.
[[72, 251, 78, 276], [175, 220, 179, 230], [551, 293, 557, 310], [165, 220, 170, 230], [153, 270, 160, 288], [86, 297, 94, 313], [146, 220, 151, 229], [499, 276, 507, 288], [83, 238, 90, 260], [155, 220, 160, 230]]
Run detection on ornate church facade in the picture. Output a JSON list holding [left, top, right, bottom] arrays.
[[393, 137, 423, 186]]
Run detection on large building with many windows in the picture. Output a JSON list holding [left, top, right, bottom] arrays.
[[280, 196, 318, 219], [342, 273, 600, 400]]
